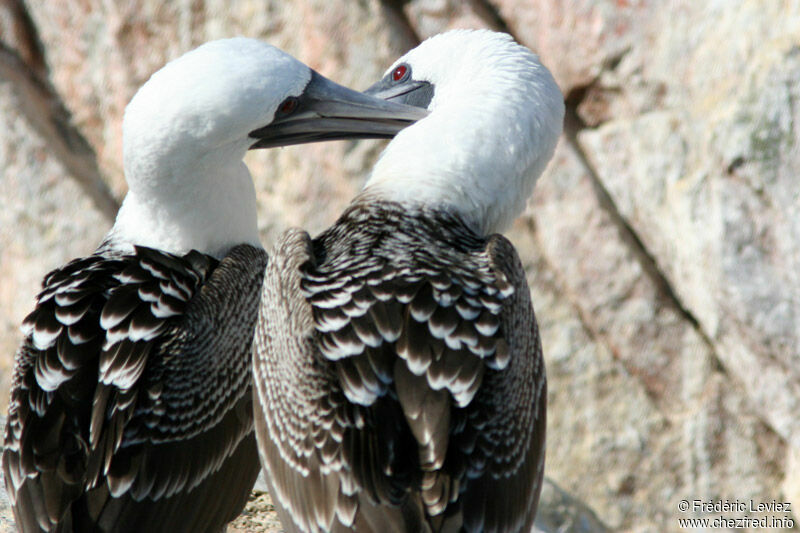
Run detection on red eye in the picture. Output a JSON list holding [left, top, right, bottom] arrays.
[[392, 65, 408, 82], [279, 97, 298, 115]]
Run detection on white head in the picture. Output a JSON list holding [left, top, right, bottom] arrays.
[[110, 38, 427, 258], [363, 30, 565, 235]]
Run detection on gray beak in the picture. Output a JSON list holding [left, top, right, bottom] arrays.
[[250, 71, 429, 149], [363, 77, 434, 110]]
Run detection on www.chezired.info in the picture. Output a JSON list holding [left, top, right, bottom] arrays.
[[677, 499, 795, 529]]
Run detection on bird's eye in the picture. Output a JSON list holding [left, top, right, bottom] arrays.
[[392, 64, 409, 82], [278, 97, 299, 116]]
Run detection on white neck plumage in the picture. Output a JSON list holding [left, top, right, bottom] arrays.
[[363, 94, 562, 237], [361, 29, 565, 237], [108, 141, 260, 259]]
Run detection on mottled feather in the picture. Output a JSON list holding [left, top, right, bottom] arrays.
[[253, 201, 546, 532], [3, 244, 267, 532]]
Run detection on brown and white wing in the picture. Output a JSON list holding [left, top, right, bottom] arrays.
[[253, 228, 379, 533], [254, 225, 544, 533], [308, 231, 544, 533], [456, 234, 547, 533], [3, 254, 123, 533], [3, 244, 267, 533]]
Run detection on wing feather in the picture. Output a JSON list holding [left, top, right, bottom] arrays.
[[3, 244, 266, 532], [253, 204, 546, 532]]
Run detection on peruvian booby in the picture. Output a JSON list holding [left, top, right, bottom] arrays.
[[252, 29, 564, 532], [2, 37, 426, 533]]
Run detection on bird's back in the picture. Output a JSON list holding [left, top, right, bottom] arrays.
[[253, 201, 546, 532], [3, 244, 267, 532]]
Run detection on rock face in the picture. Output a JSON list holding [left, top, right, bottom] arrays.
[[1, 1, 797, 531]]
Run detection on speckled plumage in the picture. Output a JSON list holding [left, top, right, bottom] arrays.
[[3, 244, 267, 532], [253, 201, 546, 532], [1, 36, 431, 533]]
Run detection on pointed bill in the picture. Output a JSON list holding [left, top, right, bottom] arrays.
[[250, 71, 429, 149]]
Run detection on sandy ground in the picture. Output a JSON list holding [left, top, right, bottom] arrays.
[[227, 491, 284, 533]]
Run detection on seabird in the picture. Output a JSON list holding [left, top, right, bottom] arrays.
[[2, 37, 426, 533], [252, 29, 564, 532]]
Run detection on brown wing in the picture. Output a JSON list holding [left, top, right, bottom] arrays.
[[3, 244, 266, 532], [457, 234, 547, 533], [253, 228, 374, 533], [253, 219, 545, 533]]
